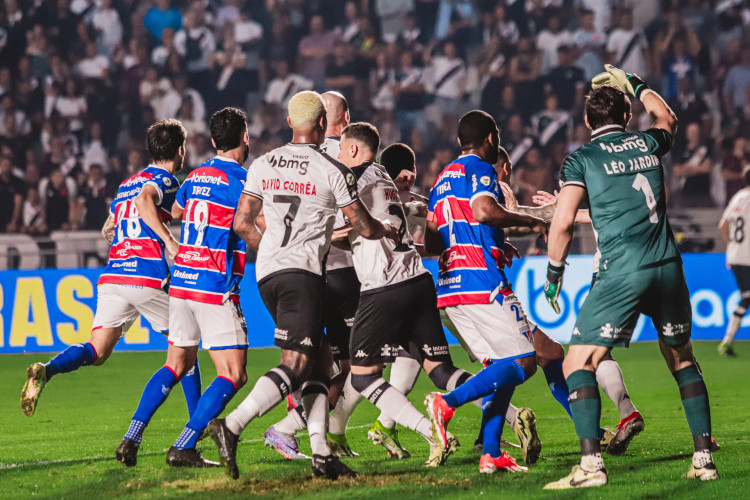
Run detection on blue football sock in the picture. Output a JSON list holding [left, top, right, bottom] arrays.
[[174, 376, 238, 450], [46, 342, 96, 380], [125, 366, 180, 444], [543, 359, 572, 417], [443, 358, 526, 408], [181, 358, 202, 418], [482, 385, 516, 458]]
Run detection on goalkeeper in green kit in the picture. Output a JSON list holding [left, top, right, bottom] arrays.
[[542, 65, 718, 489]]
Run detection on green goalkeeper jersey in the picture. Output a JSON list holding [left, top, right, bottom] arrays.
[[560, 124, 681, 276]]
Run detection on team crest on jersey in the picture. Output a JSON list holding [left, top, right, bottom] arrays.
[[480, 176, 491, 186], [346, 172, 355, 186], [163, 177, 172, 186]]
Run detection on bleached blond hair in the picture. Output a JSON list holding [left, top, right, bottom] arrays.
[[288, 91, 326, 128]]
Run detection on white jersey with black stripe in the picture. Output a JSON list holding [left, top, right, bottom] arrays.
[[320, 136, 355, 271], [722, 187, 750, 266], [244, 143, 359, 281], [348, 162, 427, 291]]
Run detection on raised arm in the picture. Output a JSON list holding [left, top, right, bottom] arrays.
[[134, 184, 180, 259], [340, 199, 399, 243], [471, 195, 549, 239], [233, 193, 264, 252]]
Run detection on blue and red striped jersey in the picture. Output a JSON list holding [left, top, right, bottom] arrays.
[[99, 165, 179, 289], [427, 154, 507, 308], [169, 157, 247, 305]]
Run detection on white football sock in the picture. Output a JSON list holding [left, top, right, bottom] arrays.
[[329, 373, 364, 435], [272, 406, 307, 435], [596, 359, 637, 419], [723, 311, 743, 345], [225, 367, 292, 435], [377, 356, 421, 429], [301, 381, 331, 457], [361, 377, 432, 441], [581, 452, 605, 472], [505, 403, 518, 428]]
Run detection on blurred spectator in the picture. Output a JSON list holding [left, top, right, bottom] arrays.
[[723, 46, 750, 118], [53, 80, 87, 140], [298, 15, 336, 90], [673, 122, 714, 207], [161, 74, 205, 123], [393, 51, 428, 142], [82, 122, 108, 173], [91, 0, 123, 55], [22, 187, 46, 235], [375, 0, 415, 40], [77, 41, 109, 80], [668, 77, 710, 150], [607, 10, 649, 78], [425, 41, 467, 138], [0, 156, 24, 232], [573, 8, 607, 81], [144, 0, 183, 40], [175, 9, 215, 90], [513, 146, 556, 206], [326, 42, 359, 98], [509, 37, 542, 119], [152, 28, 177, 67], [39, 168, 78, 231], [532, 95, 570, 147], [370, 51, 396, 112], [537, 12, 571, 74], [264, 60, 313, 108], [545, 45, 585, 111], [721, 136, 749, 200], [77, 163, 108, 230]]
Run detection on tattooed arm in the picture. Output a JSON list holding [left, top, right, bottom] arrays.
[[233, 193, 265, 252], [101, 214, 115, 245], [340, 199, 399, 243]]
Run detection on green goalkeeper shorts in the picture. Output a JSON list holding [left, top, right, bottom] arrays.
[[570, 258, 692, 349]]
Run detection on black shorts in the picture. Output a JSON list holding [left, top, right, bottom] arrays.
[[259, 270, 325, 356], [324, 267, 360, 361], [350, 273, 452, 366], [731, 265, 750, 294]]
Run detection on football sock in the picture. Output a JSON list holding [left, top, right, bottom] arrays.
[[723, 307, 744, 346], [442, 358, 526, 409], [273, 406, 307, 435], [301, 380, 332, 456], [174, 376, 237, 450], [596, 359, 636, 419], [377, 356, 421, 429], [45, 342, 96, 380], [329, 373, 364, 434], [481, 385, 516, 458], [351, 372, 433, 441], [543, 359, 572, 417], [505, 403, 518, 428], [225, 365, 298, 435], [180, 358, 202, 418], [581, 452, 605, 472], [125, 365, 180, 444], [428, 363, 472, 391], [567, 370, 602, 461], [672, 364, 712, 451]]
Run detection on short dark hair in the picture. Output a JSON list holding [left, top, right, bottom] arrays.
[[146, 119, 187, 162], [585, 85, 631, 130], [342, 122, 380, 154], [497, 146, 510, 167], [380, 143, 416, 180], [210, 107, 247, 151], [458, 110, 498, 150]]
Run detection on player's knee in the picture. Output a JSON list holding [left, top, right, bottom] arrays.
[[280, 350, 313, 380], [350, 371, 383, 393]]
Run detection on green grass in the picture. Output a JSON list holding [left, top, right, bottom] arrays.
[[1, 342, 748, 499]]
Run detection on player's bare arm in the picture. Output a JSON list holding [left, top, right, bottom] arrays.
[[424, 217, 444, 256], [719, 218, 730, 245], [471, 195, 549, 240], [340, 199, 399, 243], [101, 214, 115, 245], [533, 190, 592, 223], [233, 193, 264, 252], [134, 184, 180, 259]]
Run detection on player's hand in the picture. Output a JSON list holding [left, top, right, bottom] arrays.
[[531, 218, 549, 242], [592, 64, 649, 99], [501, 242, 521, 268], [532, 190, 558, 206], [405, 200, 428, 218], [544, 262, 565, 314], [166, 238, 180, 260], [332, 223, 353, 242], [381, 220, 400, 244]]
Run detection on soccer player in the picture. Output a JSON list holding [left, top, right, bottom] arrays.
[[263, 91, 362, 460], [718, 166, 750, 356], [208, 91, 397, 480], [20, 119, 202, 423], [423, 111, 550, 473], [115, 108, 250, 468], [329, 122, 495, 469], [543, 65, 717, 489]]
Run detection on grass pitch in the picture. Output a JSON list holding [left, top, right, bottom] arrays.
[[1, 342, 748, 499]]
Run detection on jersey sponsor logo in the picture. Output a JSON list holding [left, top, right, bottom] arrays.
[[111, 261, 137, 268], [182, 250, 210, 263], [274, 328, 288, 340], [268, 154, 310, 175], [173, 269, 200, 280], [300, 337, 314, 346], [116, 241, 143, 256], [437, 275, 462, 286], [472, 174, 478, 191], [355, 349, 367, 358], [662, 322, 689, 337], [599, 137, 649, 154], [188, 173, 227, 185], [436, 182, 451, 195], [600, 323, 614, 338], [421, 344, 449, 357], [380, 344, 398, 357]]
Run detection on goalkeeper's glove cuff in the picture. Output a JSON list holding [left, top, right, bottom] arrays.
[[627, 74, 650, 100], [546, 262, 565, 283]]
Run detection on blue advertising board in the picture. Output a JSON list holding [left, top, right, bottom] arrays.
[[0, 254, 744, 354]]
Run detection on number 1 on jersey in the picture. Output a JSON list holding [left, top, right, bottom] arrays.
[[632, 173, 658, 224]]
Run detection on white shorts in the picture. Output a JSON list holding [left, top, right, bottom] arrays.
[[168, 297, 248, 350], [444, 291, 535, 362], [92, 284, 170, 334]]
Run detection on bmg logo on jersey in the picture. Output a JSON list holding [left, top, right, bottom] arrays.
[[268, 154, 309, 175]]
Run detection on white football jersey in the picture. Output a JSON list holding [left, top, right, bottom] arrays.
[[320, 136, 355, 271], [244, 143, 359, 281], [722, 187, 750, 266], [347, 162, 427, 291]]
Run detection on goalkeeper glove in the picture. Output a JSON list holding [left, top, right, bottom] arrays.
[[591, 64, 650, 100], [544, 262, 565, 314]]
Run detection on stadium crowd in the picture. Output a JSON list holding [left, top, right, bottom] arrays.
[[0, 0, 749, 235]]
